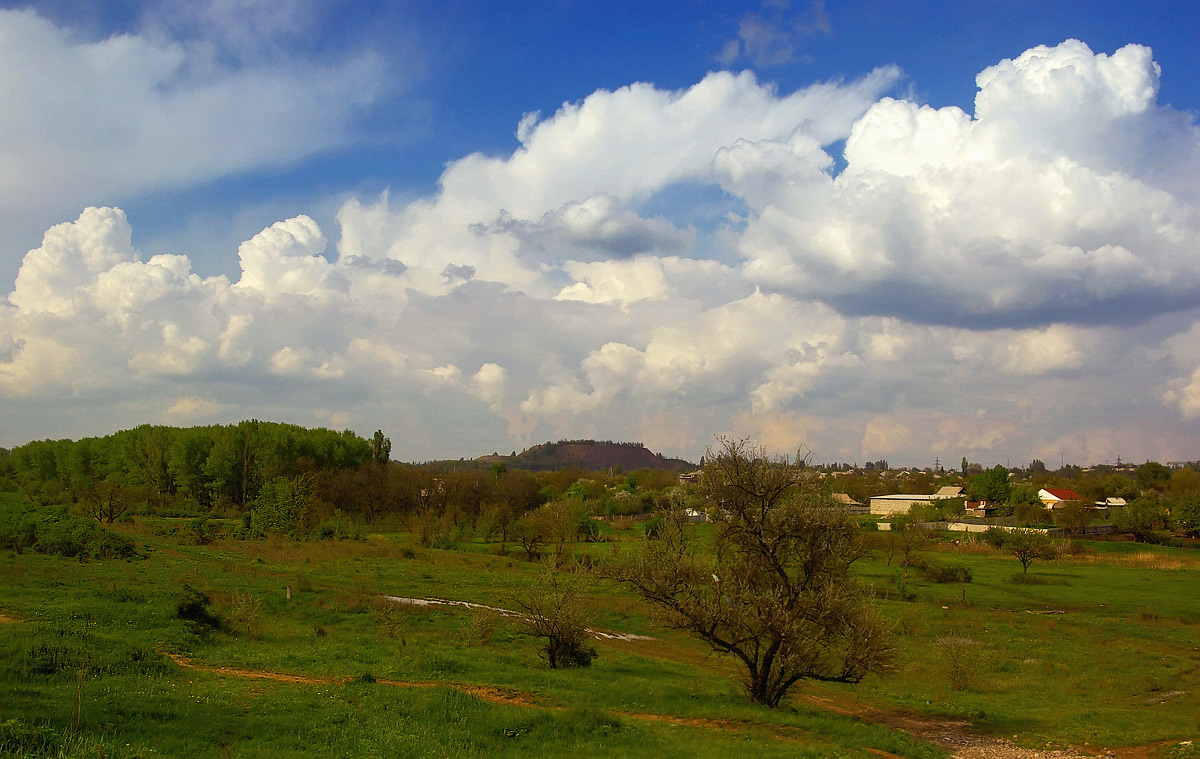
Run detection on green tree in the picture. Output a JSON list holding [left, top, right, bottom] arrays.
[[606, 438, 895, 708], [1003, 483, 1041, 518], [1004, 530, 1056, 573], [1053, 500, 1092, 536], [80, 477, 129, 523], [1168, 492, 1200, 537], [1113, 497, 1168, 542], [969, 466, 1011, 504], [249, 476, 313, 536], [371, 430, 391, 467], [1136, 461, 1171, 492]]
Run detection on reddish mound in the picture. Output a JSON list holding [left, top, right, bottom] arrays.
[[508, 440, 694, 472]]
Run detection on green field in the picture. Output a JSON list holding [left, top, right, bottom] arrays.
[[1, 504, 1198, 758]]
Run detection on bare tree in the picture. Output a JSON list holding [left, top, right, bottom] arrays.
[[606, 438, 895, 707], [887, 515, 925, 580], [511, 569, 597, 668], [81, 478, 129, 523]]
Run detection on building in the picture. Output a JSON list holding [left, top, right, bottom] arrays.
[[869, 494, 937, 515], [831, 493, 869, 514], [869, 487, 964, 515], [1038, 488, 1086, 509]]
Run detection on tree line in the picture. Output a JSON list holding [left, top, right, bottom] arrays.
[[1, 421, 375, 513], [0, 423, 687, 548]]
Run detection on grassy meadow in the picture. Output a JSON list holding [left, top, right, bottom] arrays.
[[1, 499, 1198, 758]]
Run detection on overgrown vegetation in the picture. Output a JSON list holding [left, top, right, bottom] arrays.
[[2, 425, 1200, 755]]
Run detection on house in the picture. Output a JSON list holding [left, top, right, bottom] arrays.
[[869, 487, 965, 515], [831, 493, 869, 515], [1038, 488, 1086, 509], [682, 508, 708, 523], [869, 494, 937, 515], [964, 500, 995, 518], [1097, 497, 1127, 508]]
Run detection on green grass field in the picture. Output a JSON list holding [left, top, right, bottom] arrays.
[[1, 506, 1198, 757]]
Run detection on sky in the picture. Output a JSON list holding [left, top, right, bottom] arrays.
[[2, 0, 1199, 467]]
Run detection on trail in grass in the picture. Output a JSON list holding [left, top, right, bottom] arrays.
[[162, 652, 541, 707], [163, 638, 1170, 759], [161, 650, 874, 749]]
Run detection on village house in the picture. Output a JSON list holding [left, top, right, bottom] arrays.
[[831, 493, 868, 514], [868, 486, 965, 515], [1038, 487, 1086, 509]]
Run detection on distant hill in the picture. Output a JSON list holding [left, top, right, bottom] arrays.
[[478, 440, 695, 472]]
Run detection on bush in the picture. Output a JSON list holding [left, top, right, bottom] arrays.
[[187, 517, 220, 545], [512, 570, 597, 669], [642, 515, 664, 538], [1007, 573, 1070, 586], [980, 527, 1009, 549], [0, 504, 141, 560], [177, 584, 222, 635], [224, 591, 263, 637], [248, 476, 313, 537], [935, 635, 981, 691], [919, 562, 973, 583]]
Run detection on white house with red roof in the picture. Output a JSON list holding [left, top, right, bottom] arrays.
[[1038, 487, 1086, 509]]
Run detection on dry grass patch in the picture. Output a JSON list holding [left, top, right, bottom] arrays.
[[1066, 550, 1200, 570]]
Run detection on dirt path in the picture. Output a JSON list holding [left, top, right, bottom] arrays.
[[163, 643, 1171, 759], [794, 692, 1178, 759], [163, 651, 542, 708]]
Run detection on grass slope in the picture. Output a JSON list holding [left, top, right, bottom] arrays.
[[0, 503, 1197, 757]]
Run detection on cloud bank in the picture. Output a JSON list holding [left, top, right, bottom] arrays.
[[3, 40, 1199, 465], [0, 3, 396, 285]]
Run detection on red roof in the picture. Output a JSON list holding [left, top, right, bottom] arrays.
[[1042, 488, 1085, 501]]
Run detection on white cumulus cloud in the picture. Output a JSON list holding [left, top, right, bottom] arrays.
[[3, 41, 1200, 466]]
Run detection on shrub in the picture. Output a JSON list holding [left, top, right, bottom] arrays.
[[0, 504, 141, 560], [464, 609, 507, 647], [642, 514, 664, 538], [935, 635, 982, 691], [980, 527, 1009, 549], [512, 570, 597, 669], [1007, 573, 1070, 586], [177, 584, 222, 635], [187, 517, 220, 545], [224, 591, 264, 637], [919, 562, 973, 583], [370, 597, 405, 638]]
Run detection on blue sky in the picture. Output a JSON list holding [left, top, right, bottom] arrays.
[[9, 0, 1197, 280], [2, 0, 1199, 465]]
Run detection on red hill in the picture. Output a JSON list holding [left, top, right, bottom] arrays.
[[482, 440, 694, 472]]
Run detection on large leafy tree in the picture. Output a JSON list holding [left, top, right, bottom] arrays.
[[969, 466, 1011, 503], [607, 438, 894, 707]]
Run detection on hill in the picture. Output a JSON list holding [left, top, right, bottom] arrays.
[[479, 440, 694, 472]]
